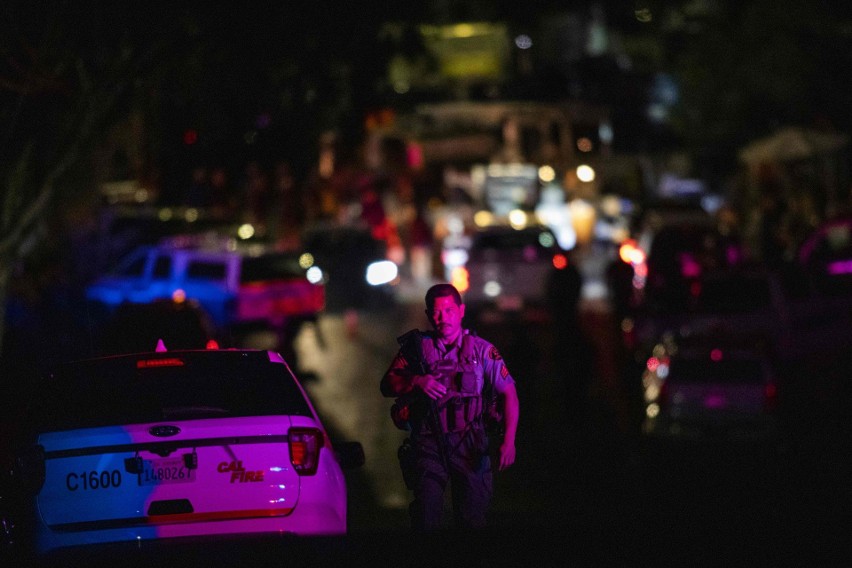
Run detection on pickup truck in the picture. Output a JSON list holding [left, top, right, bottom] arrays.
[[85, 236, 325, 335]]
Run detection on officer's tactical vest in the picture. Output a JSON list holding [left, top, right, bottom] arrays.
[[419, 332, 485, 433]]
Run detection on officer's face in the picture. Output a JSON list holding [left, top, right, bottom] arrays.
[[427, 295, 465, 343]]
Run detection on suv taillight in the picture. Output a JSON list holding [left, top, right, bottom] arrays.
[[288, 428, 323, 476]]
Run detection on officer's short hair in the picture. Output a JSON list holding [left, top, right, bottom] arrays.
[[425, 283, 462, 311]]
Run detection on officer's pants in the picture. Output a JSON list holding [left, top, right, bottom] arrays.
[[409, 426, 492, 531]]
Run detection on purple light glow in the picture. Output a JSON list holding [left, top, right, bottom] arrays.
[[703, 394, 727, 409], [827, 259, 852, 275]]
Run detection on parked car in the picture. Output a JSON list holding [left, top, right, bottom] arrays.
[[638, 223, 744, 312], [630, 259, 786, 350], [641, 337, 780, 443], [456, 224, 571, 319], [85, 234, 326, 336], [773, 215, 852, 361], [301, 225, 398, 312], [10, 347, 364, 559]]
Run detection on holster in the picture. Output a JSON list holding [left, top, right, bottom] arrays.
[[397, 437, 417, 490]]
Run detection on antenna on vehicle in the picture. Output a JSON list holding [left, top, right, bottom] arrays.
[[155, 339, 168, 352]]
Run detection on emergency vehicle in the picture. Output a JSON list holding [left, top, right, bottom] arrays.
[[12, 345, 364, 558]]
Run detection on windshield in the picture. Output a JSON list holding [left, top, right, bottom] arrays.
[[35, 351, 312, 432]]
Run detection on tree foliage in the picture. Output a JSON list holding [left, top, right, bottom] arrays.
[[0, 3, 184, 353], [666, 0, 852, 160], [0, 3, 394, 355]]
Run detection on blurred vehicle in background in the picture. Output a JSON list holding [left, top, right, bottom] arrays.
[[10, 347, 364, 560], [606, 199, 727, 316], [636, 220, 743, 313], [615, 201, 755, 350], [85, 234, 325, 342], [84, 206, 251, 282], [455, 224, 570, 320], [95, 299, 217, 355], [795, 215, 852, 297], [641, 337, 780, 443], [627, 263, 790, 358], [301, 224, 398, 312], [770, 215, 852, 362]]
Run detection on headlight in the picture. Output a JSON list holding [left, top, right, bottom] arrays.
[[306, 266, 324, 284], [365, 260, 398, 286]]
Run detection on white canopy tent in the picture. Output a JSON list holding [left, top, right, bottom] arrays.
[[739, 127, 848, 164]]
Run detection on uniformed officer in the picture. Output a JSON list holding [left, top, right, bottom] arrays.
[[381, 283, 519, 530]]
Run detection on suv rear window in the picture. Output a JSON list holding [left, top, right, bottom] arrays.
[[35, 352, 312, 432], [240, 254, 305, 283]]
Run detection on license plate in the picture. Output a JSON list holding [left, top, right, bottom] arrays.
[[139, 457, 196, 486]]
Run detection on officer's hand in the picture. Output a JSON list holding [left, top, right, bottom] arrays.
[[498, 440, 516, 471], [414, 374, 448, 400]]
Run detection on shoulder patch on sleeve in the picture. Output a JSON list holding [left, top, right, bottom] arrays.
[[500, 365, 509, 378], [489, 346, 502, 361]]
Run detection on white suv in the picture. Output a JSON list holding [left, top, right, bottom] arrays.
[[14, 347, 364, 558]]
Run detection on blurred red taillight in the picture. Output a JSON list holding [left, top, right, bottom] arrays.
[[764, 382, 779, 412], [137, 357, 185, 369], [288, 427, 323, 476]]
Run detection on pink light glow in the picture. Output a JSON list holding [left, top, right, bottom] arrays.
[[406, 143, 424, 170], [679, 253, 701, 278], [704, 394, 727, 409], [827, 259, 852, 275]]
